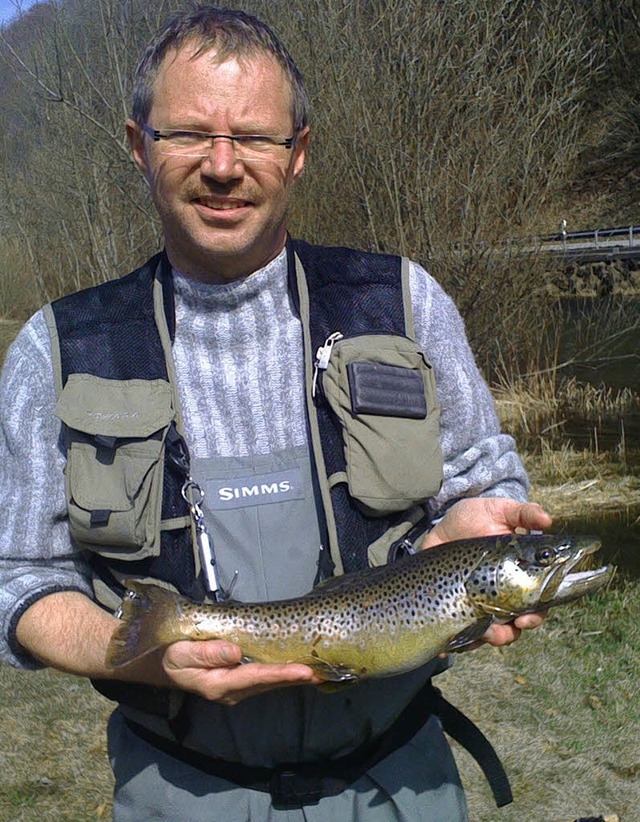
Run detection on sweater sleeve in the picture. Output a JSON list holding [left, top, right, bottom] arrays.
[[0, 311, 93, 668], [408, 262, 529, 518]]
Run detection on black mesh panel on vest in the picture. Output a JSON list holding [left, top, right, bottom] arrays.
[[51, 254, 201, 600], [53, 256, 168, 384]]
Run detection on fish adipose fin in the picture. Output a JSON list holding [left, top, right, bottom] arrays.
[[106, 581, 182, 668], [445, 616, 494, 652]]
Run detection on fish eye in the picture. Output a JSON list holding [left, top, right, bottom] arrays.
[[535, 547, 556, 566]]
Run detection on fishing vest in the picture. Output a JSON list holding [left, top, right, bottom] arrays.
[[43, 241, 512, 809], [45, 238, 443, 607]]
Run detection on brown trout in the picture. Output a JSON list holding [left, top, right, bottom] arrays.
[[106, 534, 613, 681]]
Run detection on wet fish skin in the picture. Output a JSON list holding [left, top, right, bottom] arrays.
[[105, 534, 613, 682]]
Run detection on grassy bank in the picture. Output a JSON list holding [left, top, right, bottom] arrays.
[[441, 580, 639, 822], [0, 320, 22, 365]]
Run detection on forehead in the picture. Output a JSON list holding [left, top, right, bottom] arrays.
[[149, 45, 294, 127]]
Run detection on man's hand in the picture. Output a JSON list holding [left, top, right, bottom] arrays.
[[421, 497, 553, 649], [162, 640, 323, 705]]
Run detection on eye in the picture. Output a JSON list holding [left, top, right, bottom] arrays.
[[167, 131, 205, 145], [535, 547, 556, 566], [235, 135, 275, 151]]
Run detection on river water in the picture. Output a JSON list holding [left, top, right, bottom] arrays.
[[559, 295, 639, 391], [556, 295, 639, 576]]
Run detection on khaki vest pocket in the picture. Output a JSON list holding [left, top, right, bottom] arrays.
[[56, 375, 174, 560], [321, 335, 443, 516]]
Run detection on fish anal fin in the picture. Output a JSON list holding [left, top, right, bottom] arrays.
[[445, 616, 494, 652], [298, 654, 360, 684]]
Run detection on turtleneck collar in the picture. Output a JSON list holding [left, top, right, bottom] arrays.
[[171, 248, 288, 311]]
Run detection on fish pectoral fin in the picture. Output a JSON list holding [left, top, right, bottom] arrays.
[[445, 616, 494, 651]]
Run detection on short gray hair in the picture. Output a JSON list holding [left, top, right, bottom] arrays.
[[131, 5, 308, 132]]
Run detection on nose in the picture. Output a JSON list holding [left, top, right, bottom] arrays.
[[200, 137, 243, 183]]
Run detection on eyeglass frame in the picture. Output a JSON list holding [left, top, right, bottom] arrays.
[[140, 124, 297, 156]]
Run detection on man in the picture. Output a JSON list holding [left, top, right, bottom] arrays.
[[0, 6, 550, 820]]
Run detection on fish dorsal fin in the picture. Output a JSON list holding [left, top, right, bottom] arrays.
[[445, 615, 494, 651], [312, 574, 345, 590]]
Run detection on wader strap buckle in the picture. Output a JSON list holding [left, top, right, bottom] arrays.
[[269, 770, 329, 808]]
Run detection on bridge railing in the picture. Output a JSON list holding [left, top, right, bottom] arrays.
[[537, 225, 640, 250]]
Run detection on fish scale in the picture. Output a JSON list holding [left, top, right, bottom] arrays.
[[106, 533, 613, 682]]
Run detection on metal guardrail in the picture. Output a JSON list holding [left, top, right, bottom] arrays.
[[518, 225, 640, 259], [439, 226, 640, 259], [539, 225, 640, 245]]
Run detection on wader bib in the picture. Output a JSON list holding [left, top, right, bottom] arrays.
[[45, 240, 511, 814]]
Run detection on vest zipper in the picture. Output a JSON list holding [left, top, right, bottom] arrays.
[[312, 331, 343, 398]]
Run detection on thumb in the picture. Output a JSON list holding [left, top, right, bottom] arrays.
[[164, 639, 242, 670]]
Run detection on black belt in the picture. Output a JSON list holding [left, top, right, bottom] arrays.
[[123, 682, 513, 809]]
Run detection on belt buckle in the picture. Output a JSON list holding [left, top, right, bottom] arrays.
[[269, 769, 323, 809]]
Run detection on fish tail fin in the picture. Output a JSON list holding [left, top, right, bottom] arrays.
[[105, 581, 184, 668]]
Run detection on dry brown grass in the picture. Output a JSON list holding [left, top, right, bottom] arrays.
[[493, 373, 640, 454], [0, 667, 113, 821], [0, 319, 22, 367], [525, 447, 640, 522]]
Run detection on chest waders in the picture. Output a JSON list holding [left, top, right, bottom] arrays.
[[45, 239, 512, 808]]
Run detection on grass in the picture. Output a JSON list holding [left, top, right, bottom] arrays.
[[440, 581, 640, 822], [0, 320, 23, 366], [493, 371, 640, 455], [0, 668, 113, 821]]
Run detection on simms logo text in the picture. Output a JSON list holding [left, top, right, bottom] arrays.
[[218, 481, 291, 502], [206, 468, 303, 510]]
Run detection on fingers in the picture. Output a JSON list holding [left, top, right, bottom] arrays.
[[420, 498, 554, 552], [482, 622, 522, 647], [203, 661, 320, 705], [482, 610, 547, 648], [513, 611, 547, 630], [503, 501, 553, 533], [162, 640, 321, 705]]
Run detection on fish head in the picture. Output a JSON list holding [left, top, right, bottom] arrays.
[[464, 534, 613, 618]]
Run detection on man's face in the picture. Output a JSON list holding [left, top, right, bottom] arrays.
[[127, 47, 309, 282]]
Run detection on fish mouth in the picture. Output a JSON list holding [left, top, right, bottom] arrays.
[[540, 537, 614, 605]]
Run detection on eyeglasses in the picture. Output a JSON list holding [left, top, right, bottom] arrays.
[[141, 125, 296, 159]]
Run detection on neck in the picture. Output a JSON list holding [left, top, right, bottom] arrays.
[[165, 235, 288, 285]]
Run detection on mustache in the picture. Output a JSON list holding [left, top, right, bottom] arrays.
[[188, 184, 251, 199]]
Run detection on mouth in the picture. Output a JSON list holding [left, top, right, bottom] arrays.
[[192, 196, 253, 218], [541, 538, 614, 604]]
